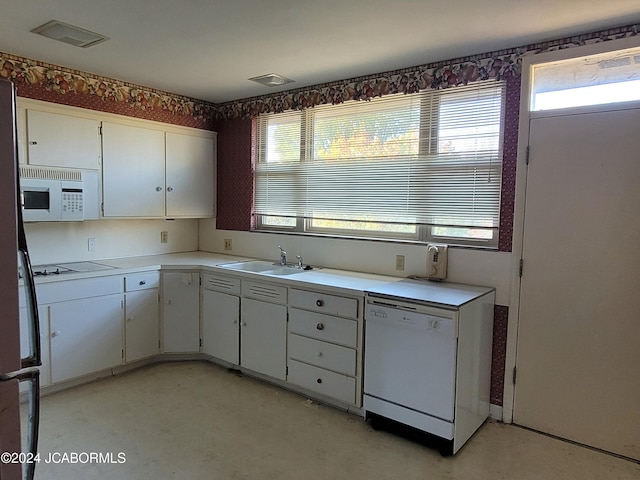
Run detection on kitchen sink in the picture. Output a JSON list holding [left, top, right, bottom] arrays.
[[219, 260, 308, 276]]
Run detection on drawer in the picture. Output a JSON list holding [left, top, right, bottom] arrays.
[[202, 273, 241, 295], [289, 308, 357, 348], [36, 275, 123, 304], [241, 280, 287, 304], [289, 288, 358, 319], [125, 271, 160, 292], [288, 359, 356, 405], [288, 334, 356, 376]]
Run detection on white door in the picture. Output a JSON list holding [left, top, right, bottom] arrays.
[[162, 272, 200, 353], [50, 294, 124, 383], [241, 298, 287, 380], [125, 289, 159, 362], [514, 105, 640, 460], [26, 109, 100, 169], [202, 289, 240, 364], [165, 132, 215, 217], [102, 122, 166, 217]]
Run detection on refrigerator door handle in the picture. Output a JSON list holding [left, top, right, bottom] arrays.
[[23, 370, 40, 480], [18, 248, 40, 369], [0, 370, 40, 480], [18, 369, 40, 480]]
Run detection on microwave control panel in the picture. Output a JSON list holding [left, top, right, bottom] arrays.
[[61, 187, 83, 220]]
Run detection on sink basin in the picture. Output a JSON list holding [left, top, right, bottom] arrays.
[[219, 260, 307, 276]]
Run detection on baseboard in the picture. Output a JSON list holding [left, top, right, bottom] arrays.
[[489, 403, 503, 421]]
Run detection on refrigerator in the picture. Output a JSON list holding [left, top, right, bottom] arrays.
[[0, 80, 41, 480]]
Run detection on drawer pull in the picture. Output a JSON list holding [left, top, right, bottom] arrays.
[[316, 323, 325, 331], [316, 299, 324, 307], [139, 280, 146, 286], [317, 351, 323, 357], [316, 378, 322, 384]]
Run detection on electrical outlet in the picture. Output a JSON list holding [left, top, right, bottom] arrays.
[[87, 237, 96, 252], [160, 231, 168, 243], [395, 254, 405, 271], [224, 239, 232, 251]]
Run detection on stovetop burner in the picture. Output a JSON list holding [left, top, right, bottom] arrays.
[[32, 265, 73, 276]]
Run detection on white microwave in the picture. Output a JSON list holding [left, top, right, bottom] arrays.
[[19, 166, 84, 222]]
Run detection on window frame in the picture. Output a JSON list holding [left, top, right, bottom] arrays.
[[254, 81, 505, 248]]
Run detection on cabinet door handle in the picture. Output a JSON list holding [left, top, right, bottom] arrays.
[[165, 299, 172, 305], [167, 186, 174, 192], [315, 299, 324, 307], [156, 186, 163, 192], [316, 378, 322, 384], [29, 141, 38, 145], [51, 330, 61, 337], [139, 280, 146, 285], [127, 316, 134, 322], [316, 323, 324, 331]]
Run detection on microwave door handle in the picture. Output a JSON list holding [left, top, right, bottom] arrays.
[[18, 246, 41, 369]]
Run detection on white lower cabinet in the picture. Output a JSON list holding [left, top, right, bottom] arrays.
[[34, 266, 367, 410], [286, 288, 362, 407], [202, 274, 287, 380], [124, 272, 160, 362], [241, 297, 287, 380], [50, 294, 124, 383], [202, 289, 240, 364], [162, 272, 200, 353]]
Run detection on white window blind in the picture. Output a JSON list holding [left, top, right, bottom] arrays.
[[255, 80, 505, 245]]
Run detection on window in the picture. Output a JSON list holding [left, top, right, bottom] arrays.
[[531, 46, 640, 111], [255, 80, 505, 247]]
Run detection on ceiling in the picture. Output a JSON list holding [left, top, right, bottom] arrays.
[[1, 1, 639, 104]]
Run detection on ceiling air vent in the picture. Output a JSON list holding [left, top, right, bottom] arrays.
[[248, 73, 294, 87], [31, 20, 109, 48]]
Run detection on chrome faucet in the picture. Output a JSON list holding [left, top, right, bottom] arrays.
[[296, 255, 303, 269], [278, 245, 287, 265]]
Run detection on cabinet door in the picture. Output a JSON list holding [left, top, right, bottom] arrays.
[[165, 132, 215, 217], [162, 272, 200, 353], [50, 294, 123, 383], [25, 110, 100, 169], [202, 290, 239, 364], [102, 122, 165, 217], [125, 289, 159, 362], [241, 298, 287, 380]]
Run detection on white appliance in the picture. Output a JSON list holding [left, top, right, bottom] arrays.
[[19, 166, 84, 222], [363, 279, 494, 455], [0, 80, 41, 480]]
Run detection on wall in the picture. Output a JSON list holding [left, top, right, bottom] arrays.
[[24, 219, 198, 266]]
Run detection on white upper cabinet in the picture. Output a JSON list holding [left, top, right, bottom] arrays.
[[102, 123, 216, 218], [166, 132, 215, 218], [102, 122, 166, 217], [25, 109, 101, 170]]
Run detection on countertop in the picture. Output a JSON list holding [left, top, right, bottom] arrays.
[[30, 251, 493, 303]]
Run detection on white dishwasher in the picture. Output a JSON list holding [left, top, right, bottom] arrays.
[[363, 279, 495, 455]]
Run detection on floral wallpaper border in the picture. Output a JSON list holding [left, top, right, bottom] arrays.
[[0, 51, 217, 129], [216, 23, 640, 119]]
